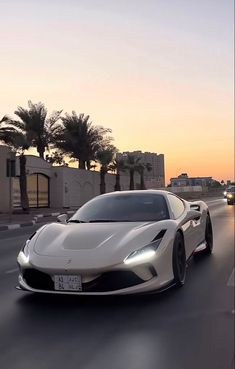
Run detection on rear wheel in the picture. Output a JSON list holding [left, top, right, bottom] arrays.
[[204, 214, 213, 254], [173, 232, 186, 287]]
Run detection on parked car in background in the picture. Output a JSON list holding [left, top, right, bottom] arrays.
[[223, 187, 230, 198], [226, 186, 235, 205]]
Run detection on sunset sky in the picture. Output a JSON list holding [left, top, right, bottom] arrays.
[[0, 0, 234, 184]]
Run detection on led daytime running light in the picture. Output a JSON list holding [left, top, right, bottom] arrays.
[[124, 238, 162, 265]]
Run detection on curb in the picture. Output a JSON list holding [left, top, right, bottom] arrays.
[[0, 221, 36, 232], [0, 210, 76, 232]]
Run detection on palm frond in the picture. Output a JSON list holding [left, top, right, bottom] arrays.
[[6, 119, 25, 131]]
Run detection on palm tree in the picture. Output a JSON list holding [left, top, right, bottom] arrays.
[[110, 158, 127, 191], [0, 117, 17, 141], [45, 151, 67, 166], [0, 116, 30, 211], [5, 101, 61, 159], [54, 111, 113, 170], [96, 148, 116, 194], [138, 162, 152, 190], [124, 154, 142, 190]]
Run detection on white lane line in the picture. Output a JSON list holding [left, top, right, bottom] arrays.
[[5, 268, 18, 274], [227, 268, 235, 287], [6, 224, 20, 230], [206, 199, 225, 204]]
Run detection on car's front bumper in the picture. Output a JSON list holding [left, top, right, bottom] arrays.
[[17, 275, 174, 295], [17, 266, 173, 295]]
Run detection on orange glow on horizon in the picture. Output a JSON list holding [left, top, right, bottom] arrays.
[[0, 1, 233, 184]]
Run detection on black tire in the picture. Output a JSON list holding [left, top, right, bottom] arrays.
[[204, 214, 213, 254], [227, 200, 233, 205], [173, 232, 186, 287]]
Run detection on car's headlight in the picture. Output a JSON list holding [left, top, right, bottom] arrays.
[[124, 238, 162, 265], [18, 232, 36, 265], [22, 240, 31, 257], [223, 191, 227, 196], [227, 193, 233, 198], [17, 240, 31, 264]]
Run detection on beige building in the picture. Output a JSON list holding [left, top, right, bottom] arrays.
[[170, 173, 213, 187], [118, 151, 165, 188], [0, 146, 16, 212], [0, 146, 131, 211]]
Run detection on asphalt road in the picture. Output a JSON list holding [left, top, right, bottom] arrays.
[[0, 198, 234, 369]]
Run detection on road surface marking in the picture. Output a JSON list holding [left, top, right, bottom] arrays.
[[6, 224, 20, 230], [5, 268, 18, 274], [227, 268, 235, 287], [206, 199, 224, 204]]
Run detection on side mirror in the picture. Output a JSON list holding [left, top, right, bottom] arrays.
[[190, 204, 200, 212], [187, 209, 201, 221], [57, 214, 68, 224]]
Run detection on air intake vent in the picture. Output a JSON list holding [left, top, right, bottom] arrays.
[[152, 229, 166, 242]]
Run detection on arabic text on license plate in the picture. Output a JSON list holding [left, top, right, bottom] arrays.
[[54, 275, 82, 291]]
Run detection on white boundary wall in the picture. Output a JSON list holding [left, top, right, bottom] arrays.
[[50, 166, 129, 208], [0, 148, 162, 210]]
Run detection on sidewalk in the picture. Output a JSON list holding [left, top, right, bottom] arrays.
[[0, 207, 77, 231]]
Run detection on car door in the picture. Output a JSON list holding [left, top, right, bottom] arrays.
[[167, 194, 199, 258]]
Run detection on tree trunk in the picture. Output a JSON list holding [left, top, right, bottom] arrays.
[[79, 159, 86, 169], [114, 172, 121, 191], [86, 160, 91, 170], [140, 171, 145, 190], [129, 169, 135, 190], [100, 168, 106, 194], [38, 147, 44, 159], [19, 154, 29, 212]]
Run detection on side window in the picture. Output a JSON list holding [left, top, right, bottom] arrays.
[[167, 195, 185, 219]]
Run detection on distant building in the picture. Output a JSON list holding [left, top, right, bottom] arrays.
[[170, 173, 213, 187], [118, 151, 165, 188]]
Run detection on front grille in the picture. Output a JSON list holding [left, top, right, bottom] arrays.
[[82, 271, 144, 292], [23, 269, 54, 290], [22, 269, 146, 292]]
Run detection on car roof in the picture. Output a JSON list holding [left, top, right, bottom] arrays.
[[97, 190, 172, 198]]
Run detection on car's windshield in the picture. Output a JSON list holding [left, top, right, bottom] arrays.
[[228, 186, 235, 192], [69, 193, 169, 223]]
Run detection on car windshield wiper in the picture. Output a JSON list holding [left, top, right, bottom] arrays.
[[88, 219, 122, 223], [89, 219, 158, 223], [68, 220, 86, 223]]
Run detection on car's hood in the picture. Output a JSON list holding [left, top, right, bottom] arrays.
[[31, 221, 170, 268]]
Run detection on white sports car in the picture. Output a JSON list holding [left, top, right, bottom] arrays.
[[17, 190, 213, 295]]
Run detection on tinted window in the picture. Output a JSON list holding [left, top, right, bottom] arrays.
[[167, 195, 185, 219], [69, 194, 170, 222]]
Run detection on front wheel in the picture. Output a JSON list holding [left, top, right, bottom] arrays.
[[173, 232, 186, 287]]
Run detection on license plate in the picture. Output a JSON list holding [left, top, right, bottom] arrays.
[[54, 275, 82, 291]]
